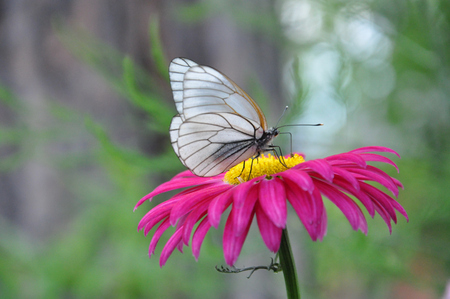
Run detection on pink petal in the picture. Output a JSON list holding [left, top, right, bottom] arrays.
[[358, 153, 399, 172], [392, 177, 404, 189], [232, 186, 258, 236], [175, 213, 188, 233], [346, 166, 399, 196], [173, 170, 202, 179], [233, 179, 256, 208], [176, 238, 184, 253], [297, 159, 334, 182], [208, 189, 234, 228], [134, 175, 220, 210], [255, 202, 282, 252], [143, 211, 170, 236], [170, 184, 213, 200], [326, 153, 367, 168], [314, 179, 368, 234], [149, 218, 171, 256], [361, 182, 408, 222], [331, 177, 375, 217], [316, 197, 328, 241], [372, 200, 393, 233], [138, 198, 179, 233], [390, 199, 408, 222], [332, 167, 361, 191], [285, 181, 323, 240], [360, 182, 398, 223], [349, 146, 400, 158], [279, 169, 314, 193], [223, 208, 253, 266], [160, 228, 184, 267], [258, 177, 287, 228], [182, 201, 209, 245], [192, 217, 212, 260], [169, 183, 230, 225]]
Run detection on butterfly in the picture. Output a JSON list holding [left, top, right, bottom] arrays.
[[169, 57, 280, 177]]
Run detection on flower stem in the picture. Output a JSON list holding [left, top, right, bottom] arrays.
[[279, 228, 301, 299]]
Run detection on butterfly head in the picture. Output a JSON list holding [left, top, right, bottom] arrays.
[[256, 127, 279, 151], [268, 127, 279, 138]]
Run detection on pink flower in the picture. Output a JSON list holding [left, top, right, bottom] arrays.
[[135, 146, 408, 267]]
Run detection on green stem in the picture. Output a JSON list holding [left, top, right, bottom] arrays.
[[279, 228, 301, 299]]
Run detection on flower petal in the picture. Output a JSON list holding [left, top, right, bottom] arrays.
[[160, 228, 183, 267], [372, 200, 393, 233], [360, 182, 398, 223], [173, 170, 204, 179], [192, 217, 212, 260], [258, 177, 287, 228], [349, 146, 400, 158], [182, 201, 209, 245], [138, 198, 179, 233], [170, 183, 231, 225], [149, 218, 171, 256], [326, 153, 367, 168], [233, 179, 255, 208], [361, 182, 408, 222], [280, 169, 314, 193], [347, 166, 399, 196], [358, 153, 399, 172], [134, 175, 221, 210], [331, 177, 375, 217], [223, 208, 253, 266], [208, 189, 234, 228], [332, 167, 361, 191], [297, 159, 334, 182], [143, 211, 170, 236], [232, 186, 259, 236], [316, 198, 328, 241], [392, 177, 404, 189], [314, 179, 368, 234], [255, 202, 282, 252], [285, 181, 324, 241]]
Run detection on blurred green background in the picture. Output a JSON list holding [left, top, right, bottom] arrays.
[[0, 0, 449, 298]]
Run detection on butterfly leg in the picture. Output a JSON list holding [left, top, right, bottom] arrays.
[[266, 145, 289, 169], [246, 152, 263, 181], [278, 131, 294, 157], [236, 154, 259, 181], [237, 160, 247, 179]]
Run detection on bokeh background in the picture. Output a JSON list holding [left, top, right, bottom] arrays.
[[1, 0, 449, 298]]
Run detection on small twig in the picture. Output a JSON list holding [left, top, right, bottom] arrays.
[[215, 258, 282, 279]]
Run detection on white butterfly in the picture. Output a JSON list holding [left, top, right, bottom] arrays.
[[169, 58, 279, 177]]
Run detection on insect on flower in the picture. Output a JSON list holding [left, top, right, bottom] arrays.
[[134, 58, 407, 268]]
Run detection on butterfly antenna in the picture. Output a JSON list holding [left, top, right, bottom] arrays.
[[274, 106, 289, 128], [277, 123, 323, 129]]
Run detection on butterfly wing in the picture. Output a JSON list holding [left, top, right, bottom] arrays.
[[182, 65, 268, 130], [176, 112, 264, 176], [169, 114, 186, 167], [169, 58, 198, 118], [169, 58, 268, 177]]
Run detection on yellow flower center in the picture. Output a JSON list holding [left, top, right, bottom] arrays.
[[224, 154, 305, 185]]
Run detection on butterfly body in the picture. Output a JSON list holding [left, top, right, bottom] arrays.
[[169, 58, 277, 177], [256, 127, 279, 153]]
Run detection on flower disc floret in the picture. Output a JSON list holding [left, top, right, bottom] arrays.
[[224, 154, 305, 185]]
